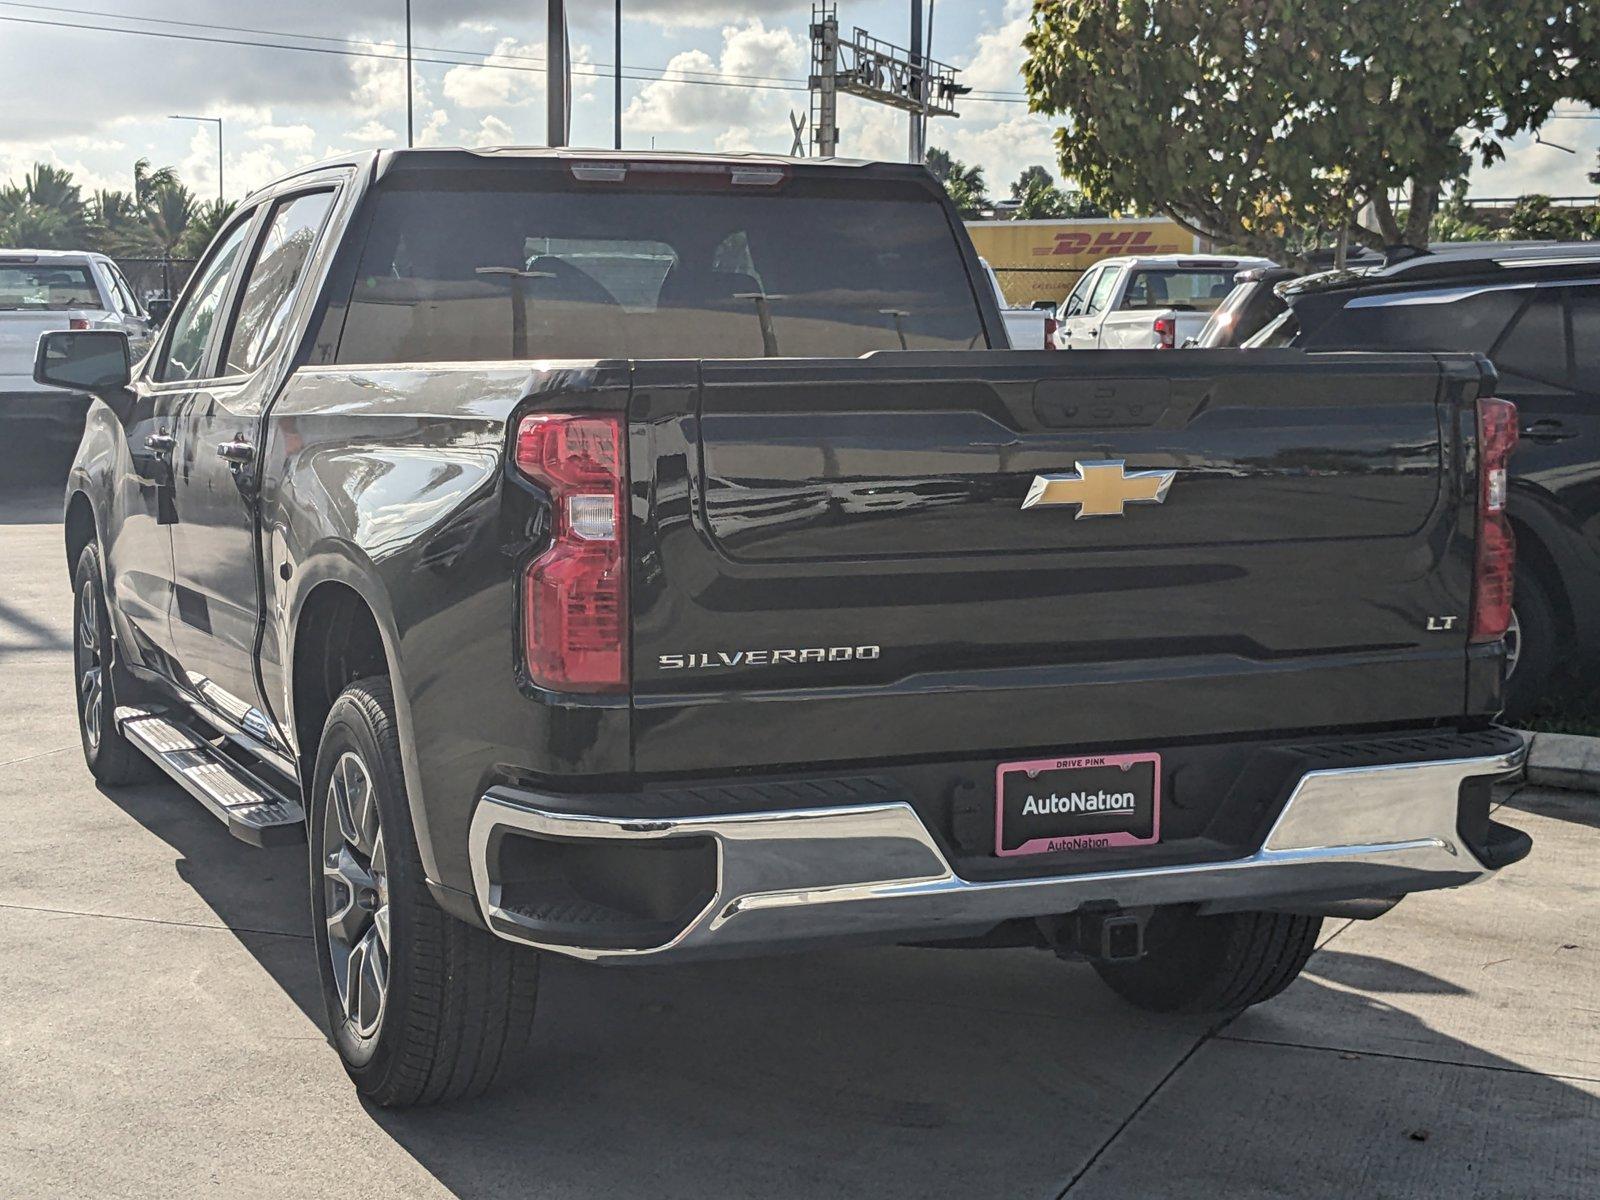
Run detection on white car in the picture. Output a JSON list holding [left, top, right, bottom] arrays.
[[1, 250, 155, 430], [978, 257, 1054, 350], [1052, 254, 1276, 350]]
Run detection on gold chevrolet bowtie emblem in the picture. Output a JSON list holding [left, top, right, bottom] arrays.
[[1021, 460, 1176, 518]]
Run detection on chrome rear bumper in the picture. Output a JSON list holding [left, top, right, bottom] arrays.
[[468, 744, 1525, 963]]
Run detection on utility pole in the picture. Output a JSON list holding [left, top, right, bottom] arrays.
[[405, 0, 414, 147], [548, 0, 570, 148], [907, 0, 923, 164], [169, 114, 223, 201], [809, 4, 840, 158], [614, 0, 623, 150]]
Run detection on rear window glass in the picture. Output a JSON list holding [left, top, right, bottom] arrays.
[[0, 263, 100, 310], [1121, 269, 1237, 312], [335, 172, 988, 362], [1302, 288, 1525, 355]]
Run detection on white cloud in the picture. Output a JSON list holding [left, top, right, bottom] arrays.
[[417, 108, 451, 148], [628, 0, 809, 31], [346, 120, 397, 144], [471, 114, 516, 147], [443, 37, 544, 109], [249, 123, 318, 152], [625, 21, 804, 139]]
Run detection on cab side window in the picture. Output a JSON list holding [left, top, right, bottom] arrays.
[[1061, 269, 1097, 318], [1492, 291, 1569, 392], [156, 216, 254, 383], [1567, 287, 1600, 395], [1086, 267, 1121, 316], [220, 190, 336, 377]]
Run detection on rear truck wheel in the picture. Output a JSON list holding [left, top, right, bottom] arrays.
[[309, 677, 540, 1108], [1502, 565, 1557, 723], [71, 543, 154, 785], [1090, 907, 1321, 1016]]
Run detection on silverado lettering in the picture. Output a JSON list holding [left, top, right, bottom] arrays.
[[659, 645, 882, 670]]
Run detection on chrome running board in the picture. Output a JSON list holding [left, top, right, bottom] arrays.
[[117, 707, 305, 847]]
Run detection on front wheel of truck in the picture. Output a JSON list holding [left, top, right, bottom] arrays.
[[1090, 907, 1321, 1016], [309, 677, 540, 1107]]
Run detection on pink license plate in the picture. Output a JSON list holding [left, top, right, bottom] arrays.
[[995, 752, 1161, 857]]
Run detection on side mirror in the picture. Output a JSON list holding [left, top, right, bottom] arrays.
[[34, 330, 132, 395], [147, 297, 173, 327]]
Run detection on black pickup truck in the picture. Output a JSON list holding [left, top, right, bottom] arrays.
[[36, 148, 1528, 1108]]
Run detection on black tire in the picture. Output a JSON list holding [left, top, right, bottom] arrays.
[[309, 677, 540, 1107], [1091, 907, 1321, 1016], [71, 543, 155, 785], [1503, 565, 1557, 722]]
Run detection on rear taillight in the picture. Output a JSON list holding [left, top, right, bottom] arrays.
[[514, 413, 628, 692], [1044, 316, 1059, 350], [1153, 315, 1176, 350], [69, 318, 90, 330], [1471, 397, 1518, 644]]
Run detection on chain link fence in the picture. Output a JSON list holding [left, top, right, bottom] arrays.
[[113, 257, 197, 304], [988, 265, 1084, 310]]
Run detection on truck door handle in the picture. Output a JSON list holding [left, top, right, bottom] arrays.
[[1522, 420, 1576, 443], [144, 432, 175, 453], [217, 438, 255, 465]]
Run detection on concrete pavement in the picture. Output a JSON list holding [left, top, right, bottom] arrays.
[[0, 433, 1595, 1199]]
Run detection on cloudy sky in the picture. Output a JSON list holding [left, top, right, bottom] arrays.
[[1, 0, 1595, 204]]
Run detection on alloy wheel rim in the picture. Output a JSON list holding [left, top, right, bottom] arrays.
[[1505, 609, 1522, 678], [323, 751, 391, 1044], [76, 578, 103, 753]]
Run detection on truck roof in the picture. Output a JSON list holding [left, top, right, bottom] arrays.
[[1087, 253, 1277, 270], [0, 249, 109, 264], [1285, 241, 1600, 298], [250, 145, 929, 199]]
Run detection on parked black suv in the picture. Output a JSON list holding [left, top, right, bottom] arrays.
[[1249, 243, 1600, 716]]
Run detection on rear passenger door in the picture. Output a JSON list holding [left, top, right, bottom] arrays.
[[165, 183, 340, 757], [1490, 285, 1600, 524]]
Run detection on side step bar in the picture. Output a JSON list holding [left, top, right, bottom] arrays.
[[116, 707, 306, 847]]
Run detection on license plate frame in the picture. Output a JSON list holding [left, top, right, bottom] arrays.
[[994, 752, 1162, 857]]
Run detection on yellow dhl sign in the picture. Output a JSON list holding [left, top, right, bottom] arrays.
[[965, 218, 1201, 306]]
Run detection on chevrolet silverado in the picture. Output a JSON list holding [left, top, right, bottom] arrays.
[[36, 148, 1528, 1108]]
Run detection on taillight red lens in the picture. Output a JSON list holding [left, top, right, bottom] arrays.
[[1044, 316, 1059, 350], [1153, 316, 1176, 349], [514, 414, 628, 692], [1471, 397, 1518, 644]]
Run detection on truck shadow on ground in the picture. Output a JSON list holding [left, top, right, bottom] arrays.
[[92, 778, 1599, 1199]]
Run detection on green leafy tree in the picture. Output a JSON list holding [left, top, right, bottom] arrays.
[[0, 163, 91, 247], [926, 146, 989, 217], [1011, 164, 1055, 199], [133, 158, 180, 207], [1024, 1, 1600, 265], [88, 189, 157, 256], [1506, 194, 1587, 242], [1013, 177, 1069, 219]]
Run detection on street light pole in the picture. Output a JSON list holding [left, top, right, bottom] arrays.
[[614, 0, 623, 150], [169, 114, 223, 202], [405, 0, 414, 147], [548, 0, 569, 147]]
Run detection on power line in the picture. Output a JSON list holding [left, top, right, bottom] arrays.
[[0, 1, 808, 91]]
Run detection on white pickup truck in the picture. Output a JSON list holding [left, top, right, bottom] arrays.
[[979, 257, 1054, 350], [0, 250, 155, 431], [1051, 253, 1275, 350]]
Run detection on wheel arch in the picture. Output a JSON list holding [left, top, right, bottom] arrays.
[[64, 490, 98, 576], [285, 561, 445, 886]]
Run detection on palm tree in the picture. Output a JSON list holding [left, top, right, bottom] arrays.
[[176, 197, 238, 259], [88, 189, 156, 256], [0, 163, 91, 248], [133, 158, 180, 207], [143, 179, 198, 260]]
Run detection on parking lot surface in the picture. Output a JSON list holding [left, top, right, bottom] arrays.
[[1, 435, 1595, 1199]]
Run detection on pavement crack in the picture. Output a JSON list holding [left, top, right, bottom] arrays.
[[0, 899, 310, 941], [1213, 1033, 1600, 1086], [1055, 1016, 1230, 1198], [0, 745, 74, 768]]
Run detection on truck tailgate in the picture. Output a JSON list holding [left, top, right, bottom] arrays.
[[628, 349, 1482, 775]]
